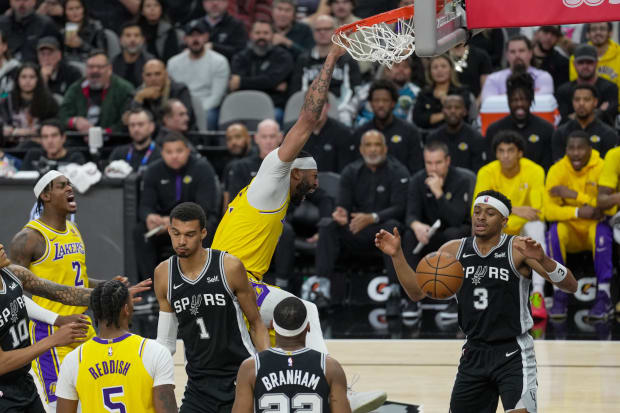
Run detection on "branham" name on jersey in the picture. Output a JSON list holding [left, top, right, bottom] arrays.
[[261, 369, 321, 391]]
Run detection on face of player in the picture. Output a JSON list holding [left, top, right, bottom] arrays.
[[330, 0, 353, 19], [41, 125, 66, 158], [369, 89, 395, 122], [291, 169, 318, 205], [508, 89, 530, 121], [430, 56, 451, 84], [43, 176, 77, 214], [566, 137, 591, 172], [164, 102, 190, 132], [572, 88, 597, 120], [0, 244, 10, 267], [11, 0, 35, 18], [360, 132, 387, 167], [226, 125, 250, 156], [472, 204, 506, 238], [574, 58, 597, 81], [385, 60, 411, 87], [495, 142, 522, 172], [442, 96, 466, 127], [65, 0, 84, 23], [161, 140, 191, 170], [272, 2, 295, 28], [142, 0, 163, 23], [587, 23, 610, 47], [128, 112, 155, 145], [424, 149, 450, 179], [120, 26, 144, 54], [169, 218, 206, 258], [506, 40, 532, 70], [203, 0, 227, 19]]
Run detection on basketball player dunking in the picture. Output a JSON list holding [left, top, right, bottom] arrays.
[[232, 297, 351, 413], [375, 189, 578, 413], [154, 202, 270, 413]]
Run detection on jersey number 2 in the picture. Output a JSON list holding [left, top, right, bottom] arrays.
[[259, 393, 322, 413], [102, 386, 127, 413], [72, 261, 84, 287], [473, 287, 488, 310]]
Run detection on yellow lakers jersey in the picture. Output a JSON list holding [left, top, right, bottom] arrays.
[[25, 219, 88, 315], [75, 334, 156, 413], [212, 183, 289, 280]]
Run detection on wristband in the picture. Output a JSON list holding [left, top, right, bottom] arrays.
[[548, 261, 568, 283]]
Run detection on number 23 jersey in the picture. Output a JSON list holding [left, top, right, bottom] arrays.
[[455, 234, 533, 342]]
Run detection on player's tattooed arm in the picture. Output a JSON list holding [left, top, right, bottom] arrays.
[[153, 384, 178, 413], [8, 264, 91, 306], [8, 228, 46, 267]]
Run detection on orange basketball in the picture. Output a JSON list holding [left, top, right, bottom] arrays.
[[415, 251, 464, 300]]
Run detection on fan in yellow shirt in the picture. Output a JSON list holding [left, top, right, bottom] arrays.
[[473, 131, 548, 319], [545, 130, 614, 321]]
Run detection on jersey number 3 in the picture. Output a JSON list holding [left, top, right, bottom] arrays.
[[473, 287, 488, 310]]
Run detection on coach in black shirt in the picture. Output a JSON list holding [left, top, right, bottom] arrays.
[[403, 141, 472, 269], [486, 71, 554, 170], [552, 84, 618, 162], [352, 79, 423, 173], [134, 132, 219, 281], [426, 95, 486, 172], [555, 44, 618, 126], [316, 130, 409, 303]]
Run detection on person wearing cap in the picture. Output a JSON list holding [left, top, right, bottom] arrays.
[[21, 119, 86, 171], [36, 36, 82, 98], [59, 49, 135, 134], [375, 189, 577, 413], [197, 0, 248, 61], [569, 22, 620, 108], [545, 130, 614, 320], [232, 296, 352, 413], [556, 43, 618, 127], [0, 0, 61, 63], [112, 21, 155, 89], [531, 26, 569, 91], [167, 20, 229, 131], [551, 83, 618, 163]]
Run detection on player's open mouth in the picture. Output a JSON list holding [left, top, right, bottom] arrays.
[[67, 194, 76, 208]]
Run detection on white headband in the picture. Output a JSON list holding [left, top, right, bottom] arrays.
[[273, 316, 309, 337], [474, 195, 510, 218], [291, 156, 317, 170], [34, 170, 65, 199]]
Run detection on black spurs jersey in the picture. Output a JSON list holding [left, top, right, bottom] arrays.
[[254, 348, 331, 413], [0, 267, 30, 383], [455, 234, 533, 342], [167, 249, 254, 379]]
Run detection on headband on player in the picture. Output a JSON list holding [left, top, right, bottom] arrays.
[[474, 195, 510, 218], [34, 170, 65, 199], [291, 157, 317, 170], [273, 316, 309, 337]]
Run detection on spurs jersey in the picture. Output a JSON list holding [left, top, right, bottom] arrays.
[[455, 234, 533, 342], [25, 219, 88, 315], [0, 267, 29, 383], [168, 249, 254, 379], [254, 348, 330, 413]]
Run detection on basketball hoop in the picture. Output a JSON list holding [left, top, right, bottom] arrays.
[[332, 2, 447, 67]]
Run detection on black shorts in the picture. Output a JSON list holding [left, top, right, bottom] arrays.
[[0, 373, 46, 413], [180, 374, 237, 413], [450, 333, 538, 413]]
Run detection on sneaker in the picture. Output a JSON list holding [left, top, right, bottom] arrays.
[[588, 290, 613, 320], [401, 300, 421, 318], [530, 292, 547, 319], [549, 290, 569, 319], [438, 299, 458, 321], [347, 375, 387, 413]]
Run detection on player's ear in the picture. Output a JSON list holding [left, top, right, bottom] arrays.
[[200, 227, 207, 240]]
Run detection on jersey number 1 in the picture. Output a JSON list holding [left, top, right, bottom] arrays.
[[196, 317, 210, 339]]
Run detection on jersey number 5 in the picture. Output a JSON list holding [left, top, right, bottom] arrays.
[[102, 386, 127, 413], [259, 393, 323, 413]]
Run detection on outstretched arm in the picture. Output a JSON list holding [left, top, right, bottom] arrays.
[[8, 264, 92, 306], [278, 44, 346, 162]]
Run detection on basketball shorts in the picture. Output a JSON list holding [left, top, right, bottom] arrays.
[[248, 273, 281, 346], [450, 333, 538, 413], [0, 372, 47, 413], [180, 374, 237, 413], [29, 316, 96, 404]]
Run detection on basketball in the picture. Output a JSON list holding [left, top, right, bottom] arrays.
[[415, 251, 464, 300]]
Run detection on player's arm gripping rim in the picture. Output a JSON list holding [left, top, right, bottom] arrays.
[[278, 43, 347, 163], [224, 254, 270, 352]]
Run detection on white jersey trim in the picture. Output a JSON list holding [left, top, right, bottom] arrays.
[[176, 249, 211, 285], [516, 332, 538, 412]]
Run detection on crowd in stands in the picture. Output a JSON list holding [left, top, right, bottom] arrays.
[[1, 0, 620, 324]]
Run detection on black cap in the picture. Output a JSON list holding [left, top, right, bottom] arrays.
[[37, 36, 60, 51], [184, 20, 209, 35], [574, 44, 597, 63], [539, 25, 562, 37]]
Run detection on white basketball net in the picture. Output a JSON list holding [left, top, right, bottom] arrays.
[[331, 16, 415, 68]]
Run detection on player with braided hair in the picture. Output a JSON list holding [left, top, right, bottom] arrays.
[[56, 280, 177, 413]]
